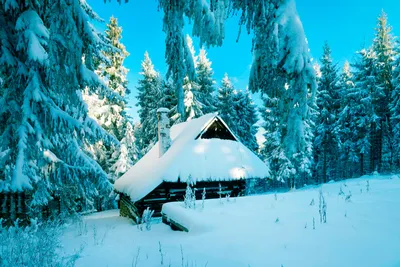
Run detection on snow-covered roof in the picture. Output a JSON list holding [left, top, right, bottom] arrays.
[[114, 113, 270, 202]]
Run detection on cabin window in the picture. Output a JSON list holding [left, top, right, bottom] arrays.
[[196, 118, 236, 141]]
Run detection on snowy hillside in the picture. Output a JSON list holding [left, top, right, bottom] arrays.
[[61, 174, 400, 267]]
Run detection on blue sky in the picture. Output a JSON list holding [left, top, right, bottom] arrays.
[[87, 0, 400, 120]]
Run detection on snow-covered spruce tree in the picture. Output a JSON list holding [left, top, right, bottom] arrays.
[[352, 48, 381, 175], [103, 17, 136, 180], [390, 45, 400, 170], [183, 75, 204, 121], [135, 52, 163, 154], [314, 42, 340, 183], [84, 16, 136, 181], [335, 61, 357, 178], [89, 16, 130, 140], [196, 48, 217, 114], [109, 121, 137, 181], [216, 74, 237, 129], [371, 11, 397, 172], [0, 0, 115, 216], [183, 35, 204, 121], [260, 94, 295, 184], [216, 75, 259, 153], [160, 79, 178, 120], [232, 90, 259, 153]]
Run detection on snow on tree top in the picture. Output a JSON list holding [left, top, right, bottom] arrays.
[[114, 113, 270, 202]]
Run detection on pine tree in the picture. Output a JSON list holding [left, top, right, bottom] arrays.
[[335, 61, 357, 178], [103, 17, 136, 179], [109, 121, 137, 181], [0, 0, 114, 215], [184, 76, 204, 121], [196, 48, 217, 114], [260, 94, 294, 184], [372, 11, 397, 172], [84, 16, 135, 178], [314, 42, 340, 183], [216, 75, 258, 153], [352, 49, 381, 175], [390, 46, 400, 170], [160, 79, 178, 114], [232, 90, 259, 153], [97, 16, 130, 140], [136, 52, 163, 154], [216, 74, 236, 128], [182, 35, 206, 121]]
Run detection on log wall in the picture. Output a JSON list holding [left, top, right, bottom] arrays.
[[0, 192, 31, 226], [0, 192, 63, 226], [119, 179, 246, 223]]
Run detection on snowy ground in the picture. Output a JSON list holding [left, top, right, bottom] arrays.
[[62, 174, 400, 267]]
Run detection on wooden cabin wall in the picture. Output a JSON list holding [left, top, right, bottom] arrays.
[[0, 192, 116, 226], [0, 192, 31, 226], [0, 193, 64, 226], [119, 179, 246, 222]]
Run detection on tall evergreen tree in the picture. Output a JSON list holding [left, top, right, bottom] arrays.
[[314, 42, 340, 183], [84, 16, 135, 180], [335, 61, 357, 178], [135, 52, 163, 154], [183, 75, 204, 121], [353, 49, 381, 175], [182, 35, 205, 121], [109, 121, 137, 180], [97, 16, 130, 140], [159, 79, 178, 114], [0, 0, 114, 215], [216, 75, 258, 153], [371, 11, 397, 172], [232, 90, 259, 153], [260, 94, 294, 184], [216, 74, 236, 128], [390, 46, 400, 170], [196, 48, 217, 114]]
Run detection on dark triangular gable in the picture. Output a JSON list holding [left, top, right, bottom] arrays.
[[195, 116, 237, 141]]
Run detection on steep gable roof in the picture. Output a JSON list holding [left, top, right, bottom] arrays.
[[195, 116, 237, 141], [114, 113, 270, 202]]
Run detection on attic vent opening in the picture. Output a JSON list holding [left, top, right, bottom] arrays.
[[196, 117, 236, 141]]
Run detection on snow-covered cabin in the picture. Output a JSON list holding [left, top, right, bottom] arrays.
[[114, 109, 269, 222]]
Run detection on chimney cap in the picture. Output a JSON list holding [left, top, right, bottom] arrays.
[[157, 107, 170, 113]]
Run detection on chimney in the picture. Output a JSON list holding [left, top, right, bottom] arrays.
[[157, 108, 171, 157]]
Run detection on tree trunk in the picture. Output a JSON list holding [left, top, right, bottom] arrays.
[[323, 145, 327, 183], [377, 120, 383, 172], [360, 153, 364, 175], [370, 124, 376, 173]]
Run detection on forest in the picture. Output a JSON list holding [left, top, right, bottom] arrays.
[[0, 0, 399, 219], [1, 1, 400, 267]]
